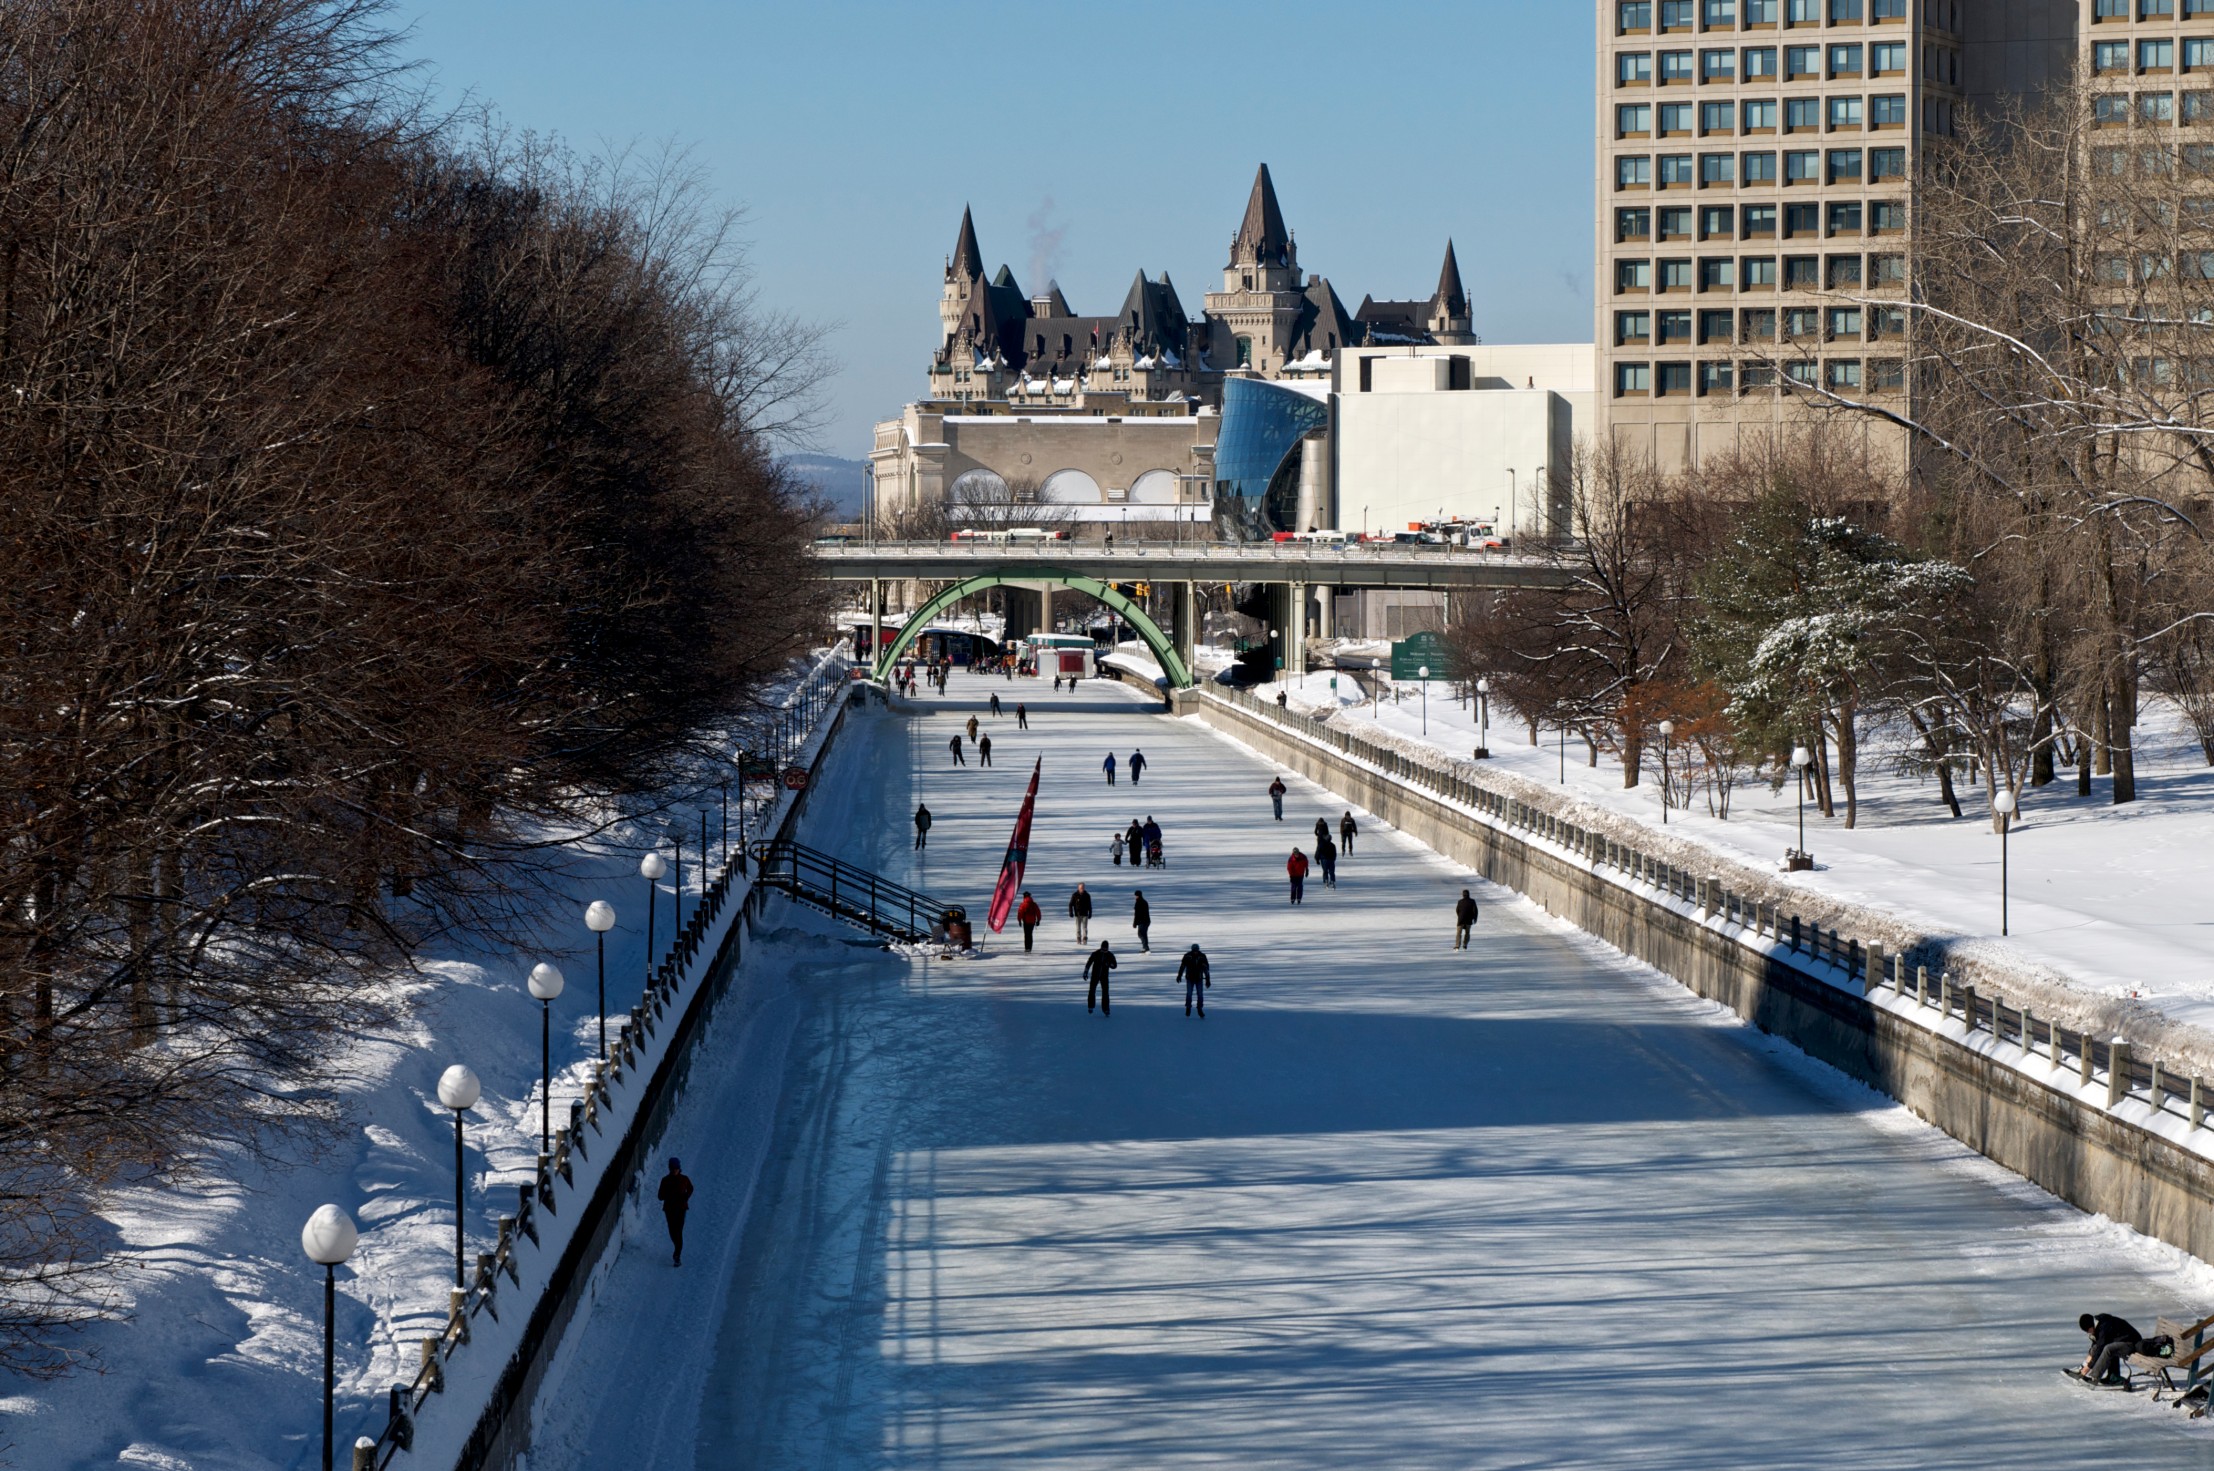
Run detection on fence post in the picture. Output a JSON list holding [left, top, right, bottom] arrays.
[[1791, 914, 1802, 952], [2021, 1005, 2035, 1058], [1866, 942, 1883, 995], [2151, 1059, 2165, 1113], [2108, 1039, 2132, 1108], [1915, 964, 1928, 1007], [2193, 1077, 2205, 1130], [2080, 1032, 2095, 1088], [1960, 984, 1977, 1033]]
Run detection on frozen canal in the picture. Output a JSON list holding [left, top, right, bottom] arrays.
[[532, 673, 2214, 1469]]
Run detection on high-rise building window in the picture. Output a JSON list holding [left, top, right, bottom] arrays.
[[1620, 51, 1655, 84], [1827, 307, 1863, 339], [1826, 360, 1862, 390], [1747, 0, 1779, 21], [1701, 309, 1736, 342], [1661, 49, 1697, 82], [1870, 305, 1907, 337], [1870, 147, 1906, 180], [1830, 0, 1862, 18], [1616, 311, 1654, 344], [1871, 42, 1906, 75], [1828, 255, 1863, 289], [1699, 257, 1736, 289], [1659, 259, 1695, 291], [1700, 361, 1736, 395], [1745, 100, 1779, 130], [1787, 0, 1819, 21], [1784, 255, 1819, 288], [1702, 101, 1736, 132], [2095, 0, 2128, 15], [1744, 204, 1779, 235], [1870, 358, 1904, 390], [1870, 253, 1906, 286], [1701, 204, 1735, 236], [1828, 202, 1865, 236], [2185, 91, 2214, 121], [2143, 92, 2176, 123], [1785, 149, 1820, 182], [1785, 201, 1821, 235], [1705, 0, 1738, 25], [1743, 361, 1777, 389], [1657, 362, 1693, 395], [1661, 0, 1696, 26], [2096, 94, 2131, 125], [1744, 151, 1779, 183], [1618, 259, 1655, 290], [1659, 206, 1694, 237], [1618, 156, 1653, 188], [2095, 43, 2128, 75], [1785, 306, 1820, 336], [1659, 310, 1694, 341], [1871, 201, 1906, 232], [1742, 307, 1777, 338], [1660, 102, 1695, 133], [1617, 363, 1653, 395], [2187, 0, 2214, 15], [1702, 152, 1736, 183], [1829, 45, 1863, 78], [1743, 259, 1778, 291], [1621, 0, 1654, 28], [1871, 94, 1907, 127], [1660, 154, 1697, 186], [1786, 45, 1820, 79], [2187, 40, 2214, 72], [2144, 0, 2175, 16], [1872, 0, 1904, 17], [1829, 96, 1864, 129], [1784, 360, 1818, 388], [1828, 148, 1863, 183], [1745, 46, 1778, 78], [1620, 103, 1655, 135], [1617, 207, 1654, 240], [1786, 97, 1821, 131], [2141, 40, 2176, 74], [1703, 49, 1736, 81]]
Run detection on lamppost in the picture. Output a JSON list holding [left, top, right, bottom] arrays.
[[527, 962, 563, 1156], [1790, 744, 1814, 868], [301, 1204, 358, 1471], [585, 900, 616, 1057], [1417, 665, 1430, 735], [1533, 464, 1547, 543], [1474, 677, 1492, 758], [1994, 787, 2016, 935], [639, 853, 665, 981], [435, 1064, 480, 1288], [719, 781, 731, 867], [1658, 719, 1675, 825], [670, 819, 685, 933], [699, 806, 710, 888]]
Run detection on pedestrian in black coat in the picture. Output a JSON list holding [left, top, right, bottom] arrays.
[[914, 804, 932, 850], [1016, 703, 1029, 729], [1129, 750, 1147, 783], [990, 693, 1003, 716], [1125, 820, 1144, 861], [1316, 834, 1337, 887], [1454, 890, 1480, 949], [1314, 817, 1330, 850], [978, 733, 993, 766], [1132, 889, 1151, 951], [657, 1158, 695, 1266], [948, 734, 965, 765], [1084, 940, 1117, 1015], [1176, 944, 1210, 1016], [1340, 811, 1358, 854], [1068, 883, 1093, 943]]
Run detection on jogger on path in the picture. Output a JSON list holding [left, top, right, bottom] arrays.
[[1176, 944, 1210, 1017], [1017, 891, 1041, 952], [914, 804, 932, 849], [1455, 889, 1480, 949], [1084, 941, 1117, 1015], [1068, 883, 1093, 943], [1287, 848, 1310, 905], [657, 1158, 694, 1266]]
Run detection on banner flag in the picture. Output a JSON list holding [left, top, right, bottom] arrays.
[[987, 759, 1041, 932]]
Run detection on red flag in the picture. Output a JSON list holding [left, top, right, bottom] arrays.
[[988, 759, 1041, 932]]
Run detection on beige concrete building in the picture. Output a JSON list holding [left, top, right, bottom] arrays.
[[869, 400, 1217, 529]]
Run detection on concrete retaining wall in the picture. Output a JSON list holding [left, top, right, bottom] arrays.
[[1190, 691, 2214, 1266]]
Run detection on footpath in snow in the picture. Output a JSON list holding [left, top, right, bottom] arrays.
[[535, 670, 2214, 1470]]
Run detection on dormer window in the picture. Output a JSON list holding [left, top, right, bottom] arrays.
[[1243, 273, 1253, 288]]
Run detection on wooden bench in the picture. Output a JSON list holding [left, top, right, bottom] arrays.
[[2127, 1313, 2214, 1401]]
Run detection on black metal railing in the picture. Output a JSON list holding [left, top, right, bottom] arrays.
[[749, 839, 949, 944]]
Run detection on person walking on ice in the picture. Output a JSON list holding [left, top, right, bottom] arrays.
[[1068, 883, 1093, 943], [966, 715, 980, 742], [1016, 702, 1029, 729], [1313, 816, 1330, 850], [1132, 889, 1152, 952], [1176, 943, 1210, 1017], [948, 734, 966, 766], [1269, 776, 1287, 820], [1129, 749, 1147, 783], [1084, 939, 1117, 1015], [1454, 889, 1480, 949], [1339, 811, 1358, 855], [1316, 833, 1337, 887], [657, 1157, 694, 1266], [990, 692, 1003, 717], [1103, 751, 1117, 785], [1287, 848, 1310, 905], [1017, 891, 1042, 952], [914, 804, 932, 850], [1110, 831, 1125, 866], [978, 733, 993, 767]]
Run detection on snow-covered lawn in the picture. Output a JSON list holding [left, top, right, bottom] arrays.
[[536, 671, 2214, 1469], [1249, 662, 2214, 1038]]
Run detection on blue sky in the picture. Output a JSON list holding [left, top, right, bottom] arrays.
[[389, 1, 1597, 457]]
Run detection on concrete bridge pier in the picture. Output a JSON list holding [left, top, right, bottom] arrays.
[[1171, 580, 1197, 675]]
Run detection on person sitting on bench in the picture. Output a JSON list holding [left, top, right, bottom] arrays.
[[2079, 1311, 2168, 1384]]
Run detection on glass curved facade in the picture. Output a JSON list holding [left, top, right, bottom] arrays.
[[1214, 377, 1329, 531]]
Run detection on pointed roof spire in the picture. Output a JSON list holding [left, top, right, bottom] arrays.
[[1235, 163, 1292, 262], [951, 205, 984, 279], [1435, 238, 1468, 319]]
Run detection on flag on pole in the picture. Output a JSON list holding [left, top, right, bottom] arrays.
[[988, 759, 1041, 932]]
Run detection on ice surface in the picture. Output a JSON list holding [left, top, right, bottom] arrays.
[[531, 672, 2214, 1469]]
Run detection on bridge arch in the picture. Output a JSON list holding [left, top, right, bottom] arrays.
[[873, 570, 1193, 689]]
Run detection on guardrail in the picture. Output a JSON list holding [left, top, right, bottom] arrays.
[[1203, 684, 2212, 1135], [344, 653, 854, 1471], [812, 539, 1557, 569], [749, 838, 947, 943]]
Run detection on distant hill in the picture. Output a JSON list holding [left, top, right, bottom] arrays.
[[781, 453, 868, 520]]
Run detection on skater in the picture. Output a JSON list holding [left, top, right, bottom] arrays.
[[1269, 776, 1287, 820], [1053, 674, 1063, 693], [1314, 816, 1330, 850], [1068, 883, 1093, 943], [1017, 890, 1042, 952], [656, 1157, 694, 1266], [1084, 939, 1117, 1015], [2077, 1311, 2162, 1384], [1129, 749, 1147, 783], [1016, 703, 1029, 729], [990, 692, 1003, 717], [948, 734, 966, 766], [1103, 752, 1118, 785], [1110, 832, 1125, 866], [966, 715, 980, 742], [1454, 889, 1480, 949], [1131, 889, 1151, 952], [1287, 848, 1309, 905], [914, 803, 932, 850], [1316, 833, 1338, 887], [978, 733, 993, 766], [1340, 811, 1358, 855], [1176, 943, 1210, 1016]]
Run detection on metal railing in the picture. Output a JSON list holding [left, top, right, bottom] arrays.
[[748, 839, 950, 944], [1203, 684, 2214, 1135], [811, 539, 1561, 571]]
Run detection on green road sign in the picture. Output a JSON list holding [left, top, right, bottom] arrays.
[[1390, 631, 1448, 681]]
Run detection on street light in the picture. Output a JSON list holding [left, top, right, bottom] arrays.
[[1474, 677, 1492, 758], [527, 963, 564, 1156], [1533, 464, 1547, 543], [699, 806, 710, 890], [1790, 744, 1814, 867], [1658, 719, 1675, 825], [301, 1204, 358, 1471], [584, 900, 616, 1057], [1994, 788, 2017, 935], [639, 854, 666, 983], [435, 1064, 480, 1288], [1417, 665, 1430, 736]]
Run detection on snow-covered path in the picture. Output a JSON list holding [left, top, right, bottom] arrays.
[[537, 673, 2214, 1469]]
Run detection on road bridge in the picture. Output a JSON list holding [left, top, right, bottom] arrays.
[[810, 541, 1574, 687]]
